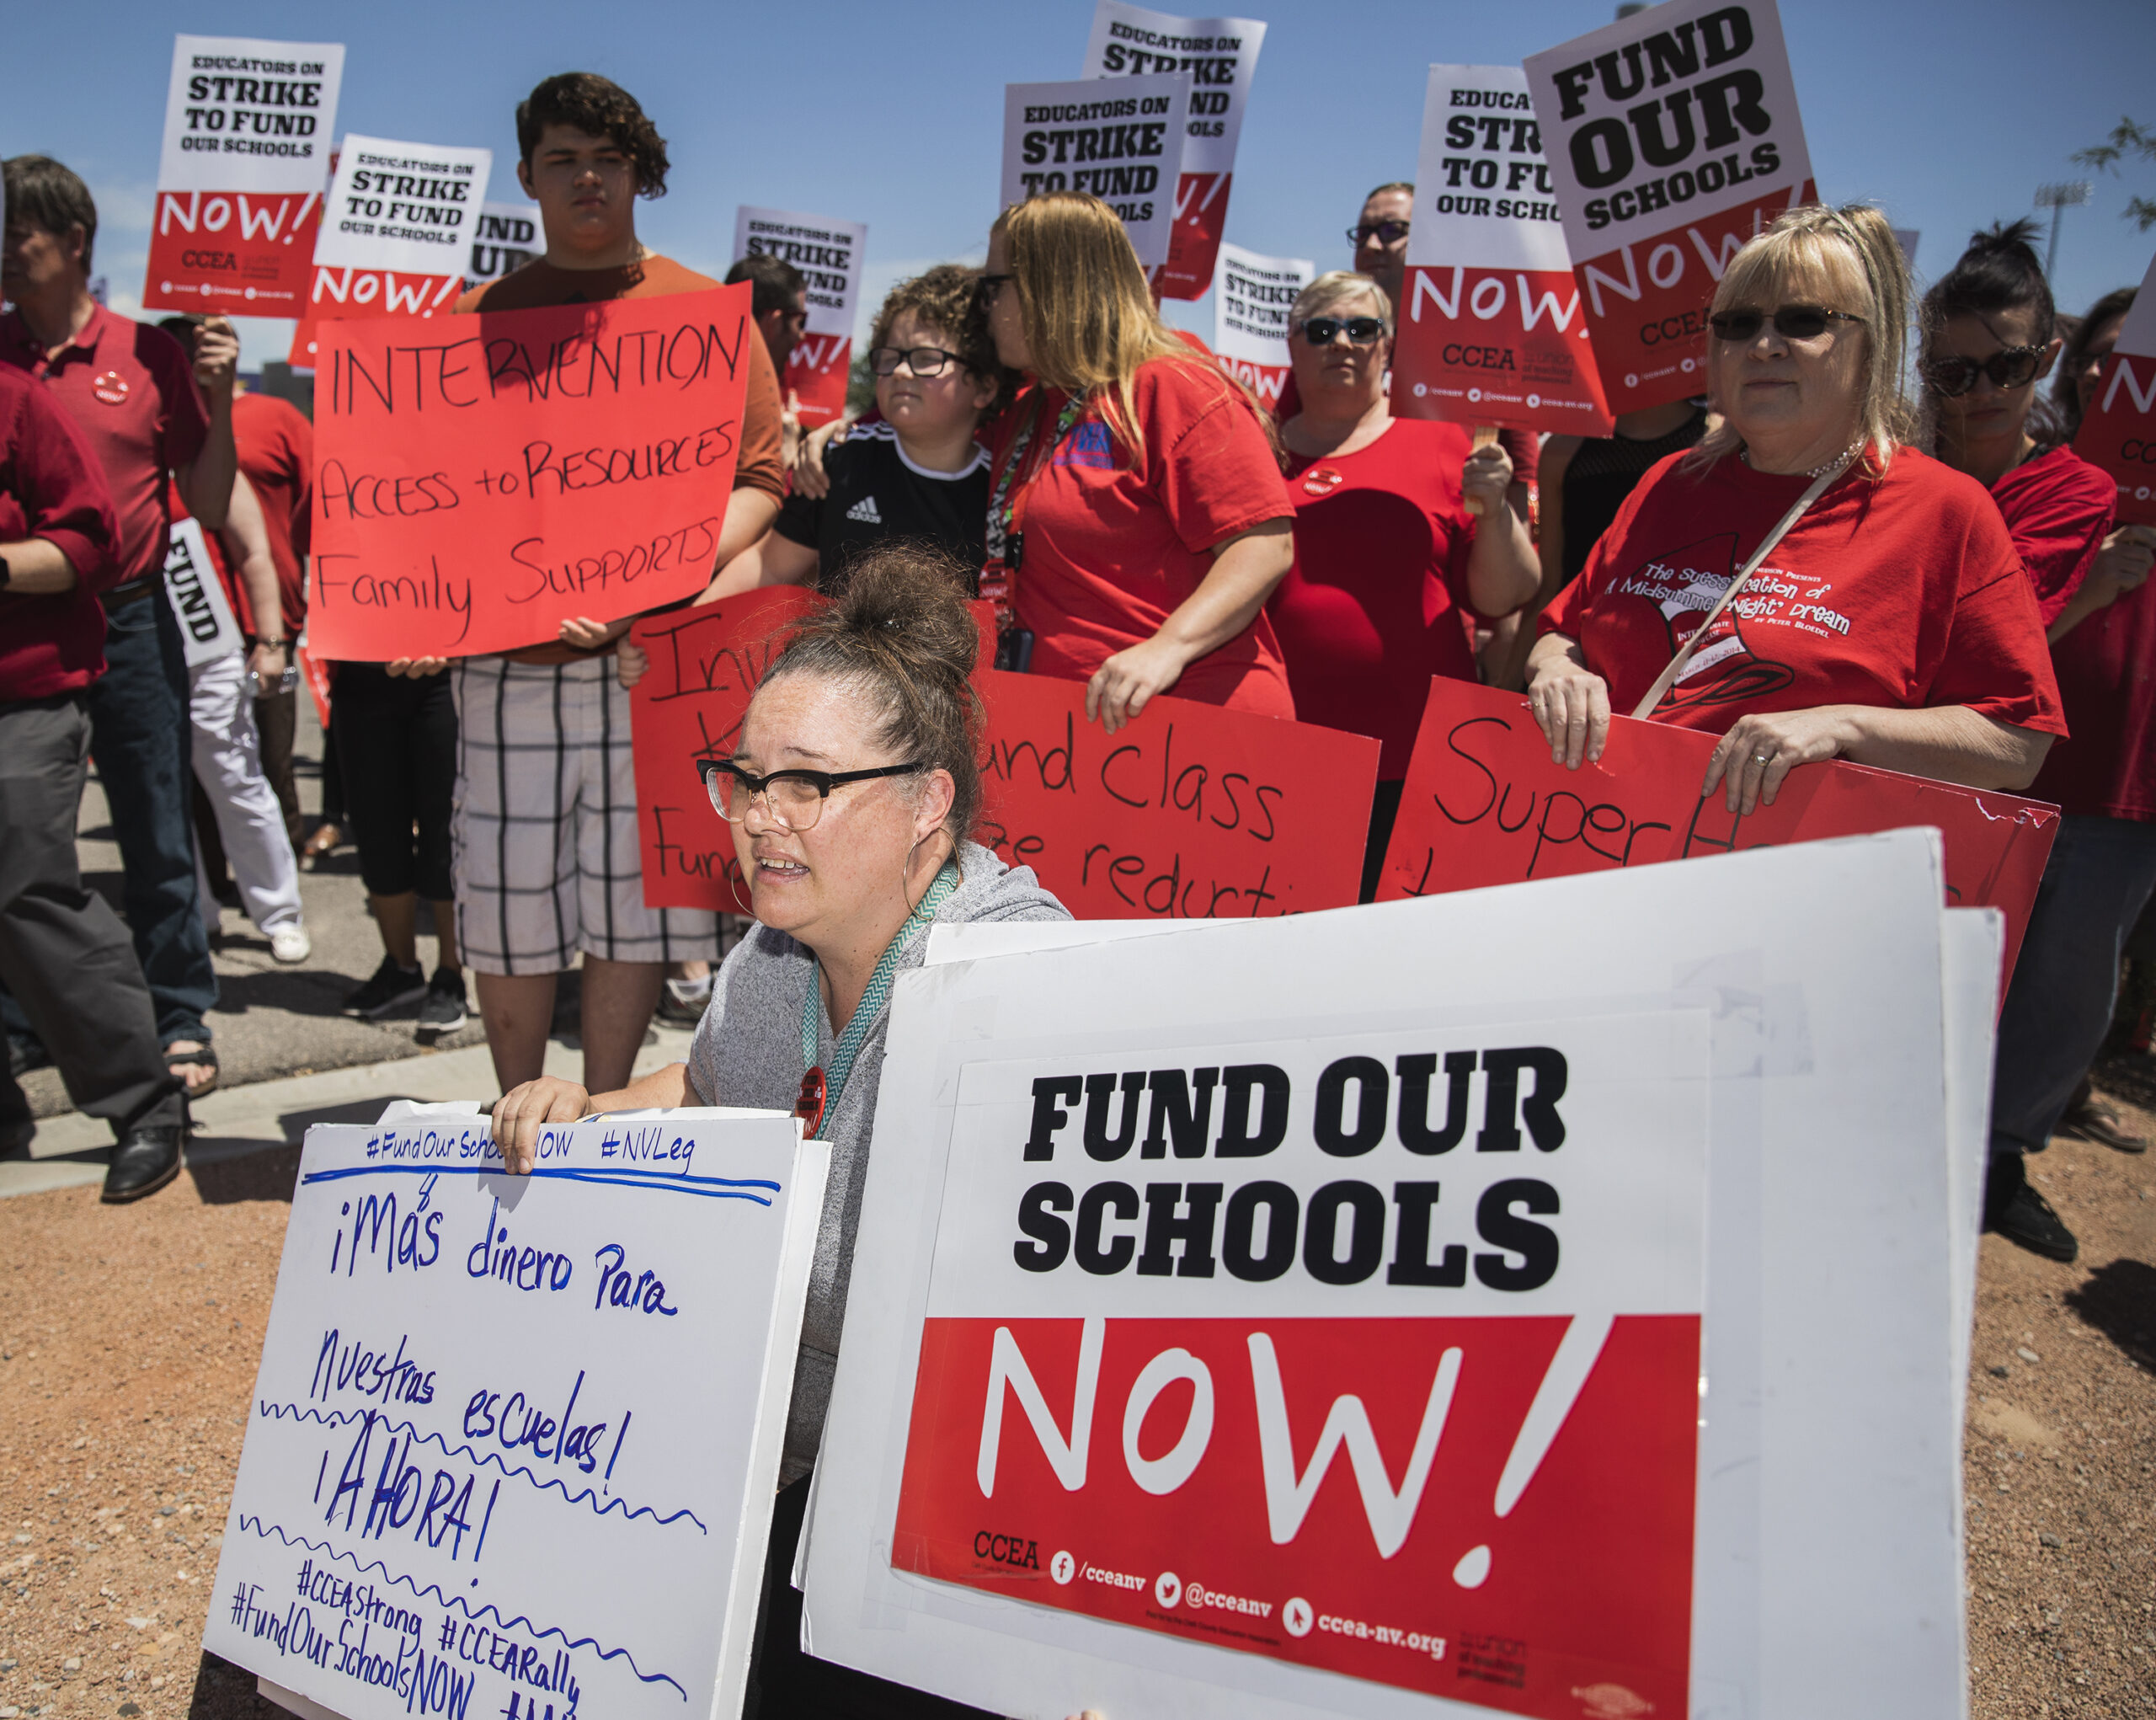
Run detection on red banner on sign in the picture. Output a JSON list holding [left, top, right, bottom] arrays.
[[304, 285, 754, 660], [785, 334, 852, 430], [2074, 350, 2156, 526], [894, 1313, 1697, 1719], [1377, 677, 2057, 978], [289, 268, 465, 366], [1393, 264, 1612, 437], [628, 593, 1378, 919], [1157, 170, 1231, 302], [143, 190, 322, 314]]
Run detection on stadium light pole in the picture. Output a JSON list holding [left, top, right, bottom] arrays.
[[2035, 180, 2094, 280]]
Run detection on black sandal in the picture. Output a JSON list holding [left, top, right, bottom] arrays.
[[164, 1042, 220, 1099]]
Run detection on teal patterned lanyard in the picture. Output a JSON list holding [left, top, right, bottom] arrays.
[[798, 862, 960, 1140]]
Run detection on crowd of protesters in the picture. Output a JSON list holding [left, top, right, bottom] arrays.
[[6, 68, 2155, 1300]]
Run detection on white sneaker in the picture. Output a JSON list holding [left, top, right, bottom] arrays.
[[269, 926, 312, 964]]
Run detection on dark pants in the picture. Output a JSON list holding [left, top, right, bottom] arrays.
[[334, 665, 457, 900], [1990, 812, 2156, 1167], [83, 591, 217, 1045], [0, 695, 184, 1139], [746, 1476, 999, 1720], [255, 685, 302, 850], [320, 713, 347, 825]]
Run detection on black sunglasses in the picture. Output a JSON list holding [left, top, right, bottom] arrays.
[[1348, 220, 1411, 247], [1708, 305, 1865, 343], [869, 345, 969, 378], [1300, 316, 1387, 347], [696, 758, 926, 831], [1921, 345, 2048, 398]]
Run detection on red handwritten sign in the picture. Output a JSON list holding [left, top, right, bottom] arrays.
[[1378, 677, 2058, 978], [628, 594, 1378, 919], [305, 285, 754, 660]]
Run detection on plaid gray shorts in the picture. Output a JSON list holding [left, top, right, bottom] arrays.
[[451, 656, 716, 974]]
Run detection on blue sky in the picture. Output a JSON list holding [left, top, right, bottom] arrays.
[[8, 0, 2154, 362]]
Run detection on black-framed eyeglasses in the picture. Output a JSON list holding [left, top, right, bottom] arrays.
[[1348, 220, 1411, 247], [696, 758, 926, 831], [1708, 305, 1865, 343], [1299, 316, 1387, 347], [869, 345, 970, 378], [1921, 345, 2048, 398], [978, 273, 1014, 297]]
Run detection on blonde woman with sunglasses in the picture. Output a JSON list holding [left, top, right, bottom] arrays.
[[1525, 203, 2063, 822]]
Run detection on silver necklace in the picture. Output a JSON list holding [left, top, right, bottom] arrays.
[[1744, 435, 1865, 479]]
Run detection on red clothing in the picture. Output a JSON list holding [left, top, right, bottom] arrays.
[[1993, 446, 2116, 627], [1272, 419, 1485, 777], [0, 366, 121, 700], [995, 355, 1297, 714], [1276, 368, 1540, 489], [1541, 446, 2066, 738], [232, 392, 312, 640], [0, 303, 211, 584]]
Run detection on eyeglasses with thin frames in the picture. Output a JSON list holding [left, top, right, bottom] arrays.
[[696, 758, 926, 831]]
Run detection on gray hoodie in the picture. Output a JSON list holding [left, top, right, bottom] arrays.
[[686, 841, 1069, 1477]]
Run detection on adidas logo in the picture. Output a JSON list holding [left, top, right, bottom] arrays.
[[846, 496, 883, 524]]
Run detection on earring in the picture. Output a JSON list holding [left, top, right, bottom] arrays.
[[726, 863, 755, 919]]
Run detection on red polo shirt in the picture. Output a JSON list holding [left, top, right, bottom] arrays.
[[0, 302, 211, 585], [0, 365, 122, 701], [232, 391, 312, 639]]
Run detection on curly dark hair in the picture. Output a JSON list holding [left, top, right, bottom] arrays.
[[869, 264, 1006, 404], [515, 73, 670, 198]]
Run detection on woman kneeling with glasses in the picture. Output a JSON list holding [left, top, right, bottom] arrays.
[[1526, 202, 2064, 817], [489, 547, 1069, 1717]]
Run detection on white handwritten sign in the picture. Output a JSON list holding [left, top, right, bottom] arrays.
[[203, 1110, 828, 1720]]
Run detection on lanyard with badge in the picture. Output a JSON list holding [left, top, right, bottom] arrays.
[[979, 393, 1087, 673], [792, 861, 961, 1139]]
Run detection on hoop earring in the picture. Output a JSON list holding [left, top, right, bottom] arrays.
[[726, 863, 755, 919]]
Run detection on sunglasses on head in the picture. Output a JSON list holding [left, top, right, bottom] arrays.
[[1707, 305, 1865, 343], [1300, 316, 1387, 347], [1920, 345, 2048, 398]]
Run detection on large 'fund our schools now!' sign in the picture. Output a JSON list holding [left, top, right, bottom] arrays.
[[2075, 250, 2156, 526], [1524, 0, 1815, 416], [144, 35, 345, 315]]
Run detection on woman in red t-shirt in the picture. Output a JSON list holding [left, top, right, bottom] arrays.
[[1268, 269, 1537, 896], [1526, 204, 2064, 822], [980, 192, 1295, 730]]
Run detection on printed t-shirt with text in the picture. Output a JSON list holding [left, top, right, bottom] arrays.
[[0, 303, 211, 584], [1273, 416, 1487, 778], [454, 254, 787, 662], [1540, 446, 2066, 738], [774, 420, 989, 597], [1989, 444, 2116, 628], [995, 356, 1297, 715]]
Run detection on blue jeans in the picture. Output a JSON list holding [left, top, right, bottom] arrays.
[[1989, 813, 2156, 1162], [82, 594, 218, 1046]]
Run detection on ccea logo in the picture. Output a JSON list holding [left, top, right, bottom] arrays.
[[974, 1528, 1040, 1570]]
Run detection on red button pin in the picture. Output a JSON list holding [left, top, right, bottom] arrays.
[[92, 371, 130, 405]]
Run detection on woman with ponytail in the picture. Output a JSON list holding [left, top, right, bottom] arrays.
[[489, 548, 1068, 1717], [979, 191, 1297, 731]]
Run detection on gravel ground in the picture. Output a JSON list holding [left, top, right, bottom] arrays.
[[2, 1087, 2151, 1720]]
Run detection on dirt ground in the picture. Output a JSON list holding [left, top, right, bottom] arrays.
[[2, 1096, 2152, 1720]]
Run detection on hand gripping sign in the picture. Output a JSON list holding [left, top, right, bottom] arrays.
[[801, 828, 1983, 1718], [200, 1108, 829, 1720], [304, 284, 753, 660], [1081, 1, 1267, 301], [1375, 676, 2057, 984], [732, 206, 869, 431], [1211, 244, 1315, 414], [144, 35, 344, 315], [1002, 75, 1193, 272], [1524, 0, 1816, 416], [1391, 66, 1614, 440], [2073, 251, 2156, 526], [626, 589, 1379, 921]]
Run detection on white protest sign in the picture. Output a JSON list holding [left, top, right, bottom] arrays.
[[202, 1111, 828, 1720], [1001, 75, 1191, 272], [1211, 243, 1313, 412], [1524, 0, 1815, 414], [306, 135, 493, 323], [805, 828, 1973, 1718], [1081, 2, 1266, 300], [732, 206, 869, 428], [466, 201, 541, 289], [1392, 65, 1614, 437], [145, 35, 344, 314], [165, 516, 244, 668]]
